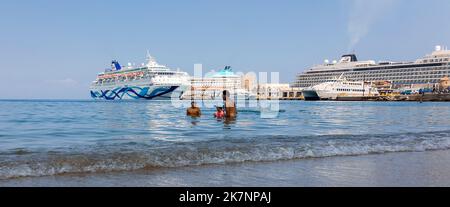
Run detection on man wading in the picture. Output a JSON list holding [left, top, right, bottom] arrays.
[[187, 101, 201, 117], [222, 90, 237, 118]]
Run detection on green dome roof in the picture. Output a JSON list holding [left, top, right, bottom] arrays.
[[206, 66, 238, 78]]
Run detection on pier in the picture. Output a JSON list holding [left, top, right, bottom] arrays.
[[259, 93, 450, 102], [334, 93, 450, 102]]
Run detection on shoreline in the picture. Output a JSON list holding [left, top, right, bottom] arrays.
[[2, 150, 450, 187]]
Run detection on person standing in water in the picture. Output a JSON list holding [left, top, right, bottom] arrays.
[[187, 101, 201, 117], [222, 90, 237, 118]]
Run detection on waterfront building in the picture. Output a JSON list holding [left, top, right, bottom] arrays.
[[256, 83, 291, 100], [281, 87, 303, 100]]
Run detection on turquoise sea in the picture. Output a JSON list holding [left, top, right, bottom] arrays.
[[1, 100, 450, 185]]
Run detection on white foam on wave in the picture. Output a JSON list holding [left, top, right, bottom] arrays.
[[2, 131, 450, 180]]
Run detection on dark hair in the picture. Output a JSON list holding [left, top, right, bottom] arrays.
[[222, 90, 230, 97]]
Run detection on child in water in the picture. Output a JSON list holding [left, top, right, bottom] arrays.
[[214, 107, 225, 119]]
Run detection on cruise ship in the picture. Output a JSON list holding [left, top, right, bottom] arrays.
[[90, 53, 190, 100], [302, 75, 379, 101], [294, 46, 450, 88]]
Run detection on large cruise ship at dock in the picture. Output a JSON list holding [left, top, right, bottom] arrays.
[[90, 53, 190, 100], [294, 46, 450, 88]]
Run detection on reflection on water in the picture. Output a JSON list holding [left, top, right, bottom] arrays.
[[1, 100, 450, 180], [1, 100, 450, 150]]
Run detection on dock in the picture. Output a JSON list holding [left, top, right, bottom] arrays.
[[335, 94, 450, 102]]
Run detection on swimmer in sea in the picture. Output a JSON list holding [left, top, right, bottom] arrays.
[[214, 107, 225, 119], [186, 101, 201, 117]]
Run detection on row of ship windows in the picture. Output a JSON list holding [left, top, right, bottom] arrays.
[[393, 80, 439, 84], [299, 71, 450, 80], [296, 78, 441, 85], [343, 83, 361, 86], [423, 58, 449, 63], [336, 89, 365, 92], [97, 74, 182, 83], [295, 80, 439, 87], [297, 74, 446, 81], [351, 70, 449, 76], [299, 75, 449, 82], [98, 72, 176, 80], [97, 78, 151, 84], [191, 81, 241, 84], [193, 84, 241, 87], [192, 81, 240, 84], [297, 75, 446, 81], [300, 72, 450, 80], [300, 67, 450, 78], [298, 76, 446, 83]]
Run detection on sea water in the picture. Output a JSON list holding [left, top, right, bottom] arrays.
[[1, 100, 450, 180]]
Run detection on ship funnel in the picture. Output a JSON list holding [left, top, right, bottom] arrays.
[[340, 54, 358, 63], [111, 60, 122, 71]]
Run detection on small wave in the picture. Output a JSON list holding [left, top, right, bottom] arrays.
[[1, 131, 450, 179], [0, 148, 34, 156]]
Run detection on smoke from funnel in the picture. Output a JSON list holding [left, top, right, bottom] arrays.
[[347, 0, 400, 51]]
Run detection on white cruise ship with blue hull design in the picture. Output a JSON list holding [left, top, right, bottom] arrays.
[[90, 53, 190, 100]]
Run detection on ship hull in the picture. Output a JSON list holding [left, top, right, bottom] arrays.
[[315, 90, 339, 100], [90, 85, 187, 100], [303, 89, 376, 101], [302, 90, 321, 101]]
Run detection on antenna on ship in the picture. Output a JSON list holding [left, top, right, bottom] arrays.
[[146, 50, 151, 62], [146, 50, 157, 67]]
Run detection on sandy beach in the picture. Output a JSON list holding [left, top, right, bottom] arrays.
[[2, 150, 450, 187]]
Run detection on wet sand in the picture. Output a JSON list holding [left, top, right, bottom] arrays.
[[2, 150, 450, 187]]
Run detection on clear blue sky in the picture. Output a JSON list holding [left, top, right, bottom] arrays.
[[1, 0, 449, 99]]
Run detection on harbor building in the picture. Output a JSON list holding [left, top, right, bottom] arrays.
[[280, 87, 303, 100], [256, 84, 290, 100]]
